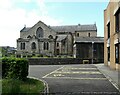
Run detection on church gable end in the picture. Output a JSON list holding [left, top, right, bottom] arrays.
[[20, 21, 56, 39]]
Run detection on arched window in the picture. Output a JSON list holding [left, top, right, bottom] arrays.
[[46, 42, 49, 50], [48, 35, 53, 39], [36, 27, 43, 38], [20, 43, 25, 50], [31, 42, 36, 49], [43, 42, 49, 50], [43, 42, 46, 50], [27, 35, 31, 38]]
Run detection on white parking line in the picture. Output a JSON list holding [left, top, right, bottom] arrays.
[[42, 66, 64, 78], [42, 66, 104, 80], [54, 71, 102, 74], [64, 68, 97, 70], [43, 76, 107, 80]]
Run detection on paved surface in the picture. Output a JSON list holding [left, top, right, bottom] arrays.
[[94, 64, 119, 89], [29, 64, 120, 95]]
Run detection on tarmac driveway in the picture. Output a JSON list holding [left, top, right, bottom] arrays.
[[29, 64, 120, 95]]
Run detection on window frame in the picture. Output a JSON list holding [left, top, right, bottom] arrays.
[[115, 8, 120, 33]]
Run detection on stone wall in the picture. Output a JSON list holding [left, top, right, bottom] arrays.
[[28, 58, 103, 65], [75, 31, 97, 37], [28, 58, 82, 65]]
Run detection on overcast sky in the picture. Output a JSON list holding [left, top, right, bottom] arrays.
[[0, 0, 109, 47]]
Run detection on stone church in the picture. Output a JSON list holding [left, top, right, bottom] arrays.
[[17, 20, 103, 60]]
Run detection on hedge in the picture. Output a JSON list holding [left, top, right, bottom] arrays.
[[2, 57, 28, 81]]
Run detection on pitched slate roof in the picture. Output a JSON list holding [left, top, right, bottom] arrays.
[[56, 35, 67, 41], [20, 27, 31, 32], [75, 37, 104, 43], [50, 24, 97, 33], [20, 21, 97, 33]]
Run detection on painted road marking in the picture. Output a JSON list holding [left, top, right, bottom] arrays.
[[53, 74, 64, 77], [42, 66, 64, 78], [63, 68, 97, 70], [54, 71, 102, 74], [42, 66, 105, 80], [43, 76, 107, 80]]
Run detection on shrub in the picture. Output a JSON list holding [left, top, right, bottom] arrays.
[[2, 57, 28, 80], [2, 57, 10, 78]]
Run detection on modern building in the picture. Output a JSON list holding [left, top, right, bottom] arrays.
[[104, 0, 120, 69], [16, 20, 104, 63]]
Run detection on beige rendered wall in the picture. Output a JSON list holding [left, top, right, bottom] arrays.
[[104, 9, 108, 66], [104, 1, 120, 69]]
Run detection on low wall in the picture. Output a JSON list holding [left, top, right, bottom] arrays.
[[28, 58, 104, 65]]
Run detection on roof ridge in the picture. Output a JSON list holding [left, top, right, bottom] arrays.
[[50, 25, 77, 27], [50, 24, 95, 27]]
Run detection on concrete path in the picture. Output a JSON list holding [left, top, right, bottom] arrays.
[[94, 64, 119, 90], [29, 64, 120, 95]]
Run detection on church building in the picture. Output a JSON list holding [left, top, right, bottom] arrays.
[[16, 20, 104, 63]]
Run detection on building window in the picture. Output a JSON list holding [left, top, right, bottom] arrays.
[[20, 43, 25, 50], [77, 33, 79, 37], [43, 42, 49, 50], [20, 43, 22, 50], [56, 49, 59, 55], [43, 42, 46, 50], [115, 8, 120, 32], [57, 43, 59, 47], [115, 44, 119, 63], [31, 42, 36, 50], [47, 42, 49, 50], [107, 22, 110, 38], [88, 33, 90, 37], [48, 35, 53, 39], [107, 47, 110, 61], [36, 27, 44, 38]]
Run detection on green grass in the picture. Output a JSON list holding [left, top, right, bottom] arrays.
[[2, 78, 45, 95]]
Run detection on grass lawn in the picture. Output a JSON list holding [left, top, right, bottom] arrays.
[[2, 78, 45, 95]]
